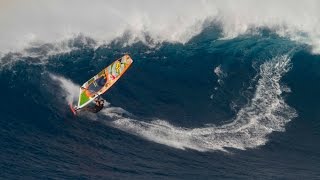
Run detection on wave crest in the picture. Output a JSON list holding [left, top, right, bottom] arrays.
[[1, 0, 320, 55]]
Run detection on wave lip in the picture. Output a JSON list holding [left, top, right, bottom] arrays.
[[108, 55, 297, 152], [1, 0, 320, 55]]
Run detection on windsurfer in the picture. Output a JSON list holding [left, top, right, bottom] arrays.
[[84, 97, 105, 113]]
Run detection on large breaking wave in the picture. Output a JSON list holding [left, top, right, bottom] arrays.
[[0, 0, 307, 152]]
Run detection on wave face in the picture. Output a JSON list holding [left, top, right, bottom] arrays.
[[1, 9, 320, 179], [107, 55, 297, 151]]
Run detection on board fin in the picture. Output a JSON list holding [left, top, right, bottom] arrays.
[[69, 103, 77, 116]]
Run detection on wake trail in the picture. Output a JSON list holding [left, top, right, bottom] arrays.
[[52, 55, 297, 152], [104, 55, 297, 151], [50, 74, 79, 103]]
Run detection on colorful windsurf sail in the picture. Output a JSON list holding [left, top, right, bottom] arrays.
[[76, 54, 133, 109]]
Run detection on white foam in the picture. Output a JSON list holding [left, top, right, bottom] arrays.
[[214, 65, 225, 78], [214, 65, 226, 87], [102, 55, 297, 151], [1, 0, 320, 55], [49, 74, 79, 103]]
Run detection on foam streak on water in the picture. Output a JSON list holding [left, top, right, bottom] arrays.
[[106, 55, 297, 151], [50, 74, 79, 103]]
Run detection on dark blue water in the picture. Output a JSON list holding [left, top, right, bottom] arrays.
[[1, 26, 320, 179]]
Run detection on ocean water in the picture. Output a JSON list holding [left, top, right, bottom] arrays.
[[1, 1, 320, 179]]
